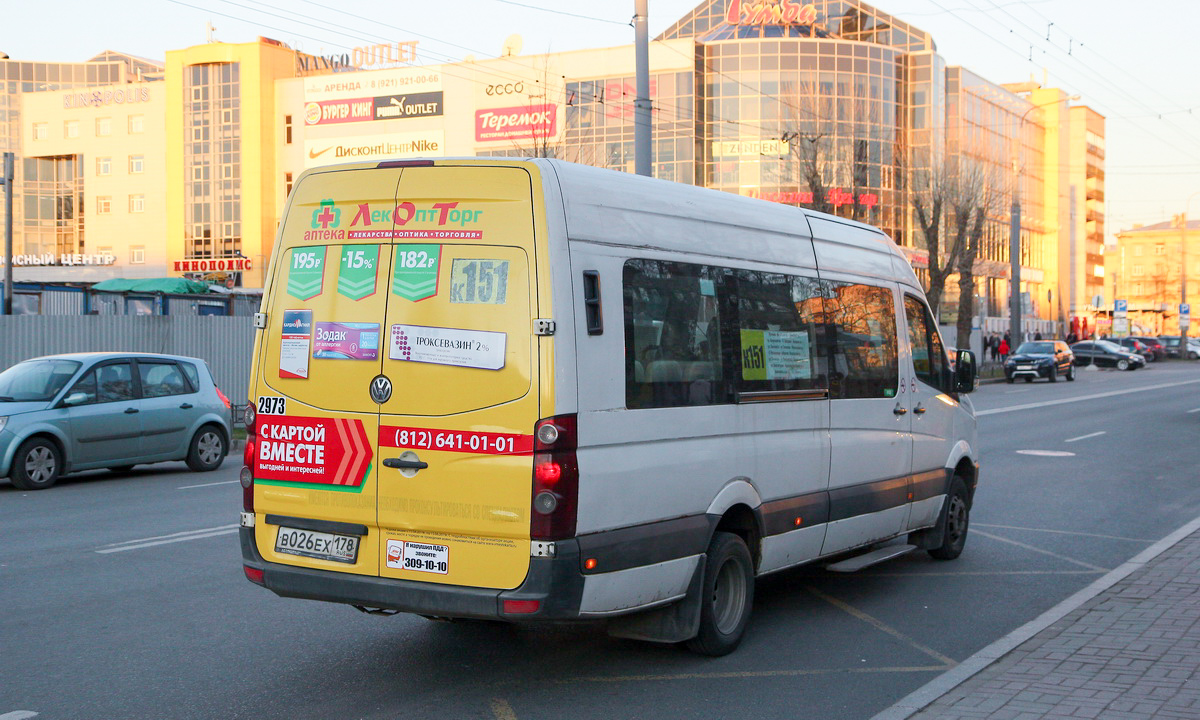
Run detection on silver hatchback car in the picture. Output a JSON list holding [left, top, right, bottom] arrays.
[[0, 352, 232, 490]]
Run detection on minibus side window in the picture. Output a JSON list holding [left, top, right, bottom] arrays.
[[730, 270, 827, 395], [623, 259, 732, 409], [819, 282, 900, 399], [904, 295, 953, 393]]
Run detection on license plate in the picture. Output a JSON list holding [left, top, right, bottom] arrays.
[[1017, 365, 1033, 370], [275, 527, 359, 564]]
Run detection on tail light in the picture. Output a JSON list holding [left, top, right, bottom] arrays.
[[215, 386, 231, 409], [241, 398, 257, 513], [530, 414, 578, 541]]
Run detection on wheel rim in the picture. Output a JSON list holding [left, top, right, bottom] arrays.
[[25, 447, 56, 484], [945, 495, 968, 547], [1117, 360, 1128, 370], [711, 556, 748, 635], [197, 432, 222, 465]]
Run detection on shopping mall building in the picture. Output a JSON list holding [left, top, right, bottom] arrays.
[[1, 0, 1105, 332]]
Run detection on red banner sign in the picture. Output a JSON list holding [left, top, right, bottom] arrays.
[[475, 104, 557, 142], [256, 416, 373, 487], [380, 425, 534, 456]]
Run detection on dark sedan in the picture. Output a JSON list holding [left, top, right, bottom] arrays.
[[1004, 341, 1076, 383], [1070, 340, 1146, 371], [1113, 337, 1155, 362], [1129, 336, 1168, 361]]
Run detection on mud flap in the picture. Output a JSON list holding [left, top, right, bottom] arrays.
[[605, 556, 706, 644]]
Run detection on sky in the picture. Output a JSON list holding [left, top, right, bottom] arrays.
[[5, 0, 1199, 238]]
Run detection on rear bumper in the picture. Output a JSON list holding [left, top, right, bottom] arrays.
[[240, 528, 586, 621]]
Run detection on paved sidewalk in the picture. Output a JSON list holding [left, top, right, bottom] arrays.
[[874, 517, 1200, 720]]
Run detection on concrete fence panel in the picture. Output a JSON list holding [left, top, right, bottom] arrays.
[[0, 316, 256, 403]]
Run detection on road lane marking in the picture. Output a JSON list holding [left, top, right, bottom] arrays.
[[177, 480, 240, 489], [975, 523, 1153, 543], [976, 378, 1200, 416], [96, 524, 238, 554], [0, 712, 39, 720], [1189, 408, 1200, 413], [1015, 449, 1075, 457], [973, 530, 1107, 572], [827, 570, 1104, 577], [1064, 430, 1107, 443], [567, 665, 950, 683], [805, 587, 956, 666], [490, 699, 518, 720]]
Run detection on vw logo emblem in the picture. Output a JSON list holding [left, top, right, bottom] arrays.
[[369, 375, 392, 404]]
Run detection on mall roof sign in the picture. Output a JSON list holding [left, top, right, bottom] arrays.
[[726, 0, 818, 25]]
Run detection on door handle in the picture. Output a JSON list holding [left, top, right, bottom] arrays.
[[913, 403, 927, 415], [893, 403, 908, 416], [383, 457, 428, 470], [124, 407, 139, 414], [179, 403, 193, 409]]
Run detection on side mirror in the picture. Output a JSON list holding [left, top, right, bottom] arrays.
[[62, 392, 89, 407], [954, 349, 977, 394]]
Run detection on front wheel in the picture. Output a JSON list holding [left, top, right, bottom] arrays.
[[186, 426, 226, 472], [685, 532, 755, 657], [10, 437, 62, 490], [1067, 364, 1076, 381], [1117, 359, 1130, 371], [928, 477, 970, 560], [1048, 366, 1057, 383]]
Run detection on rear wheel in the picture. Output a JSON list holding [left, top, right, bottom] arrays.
[[186, 426, 226, 472], [1117, 359, 1130, 371], [686, 531, 754, 657], [928, 477, 970, 560], [10, 437, 62, 491]]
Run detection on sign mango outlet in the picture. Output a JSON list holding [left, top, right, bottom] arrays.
[[255, 416, 373, 491]]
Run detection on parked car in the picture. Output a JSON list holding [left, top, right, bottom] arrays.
[[1128, 336, 1167, 361], [1004, 340, 1076, 383], [1113, 337, 1156, 362], [1070, 341, 1146, 371], [1157, 335, 1200, 359], [0, 353, 231, 490]]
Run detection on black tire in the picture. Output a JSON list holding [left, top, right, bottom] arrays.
[[928, 477, 970, 560], [1117, 359, 1129, 371], [1067, 364, 1076, 381], [1005, 376, 1014, 384], [685, 531, 755, 657], [1024, 376, 1033, 383], [1048, 366, 1057, 383], [10, 437, 62, 490], [186, 425, 226, 472], [108, 465, 136, 473]]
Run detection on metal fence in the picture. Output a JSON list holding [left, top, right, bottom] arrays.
[[0, 315, 256, 404]]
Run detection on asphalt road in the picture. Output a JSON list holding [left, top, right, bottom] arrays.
[[4, 361, 1200, 720]]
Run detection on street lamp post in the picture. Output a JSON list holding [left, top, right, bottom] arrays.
[[1009, 94, 1078, 346]]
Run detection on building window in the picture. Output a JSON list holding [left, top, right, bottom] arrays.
[[1154, 245, 1166, 255], [184, 62, 242, 262], [32, 123, 49, 140], [96, 117, 112, 137], [285, 172, 293, 196], [130, 246, 146, 264], [285, 114, 293, 144], [1132, 265, 1144, 277], [129, 194, 145, 213], [64, 120, 80, 138], [1134, 245, 1143, 256], [96, 157, 112, 176], [129, 114, 144, 134], [97, 196, 112, 214], [129, 155, 144, 174]]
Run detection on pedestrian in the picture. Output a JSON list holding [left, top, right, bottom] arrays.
[[1034, 331, 1043, 340], [998, 336, 1009, 362], [1066, 330, 1078, 344]]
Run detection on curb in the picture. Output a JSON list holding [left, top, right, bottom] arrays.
[[869, 513, 1200, 720]]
